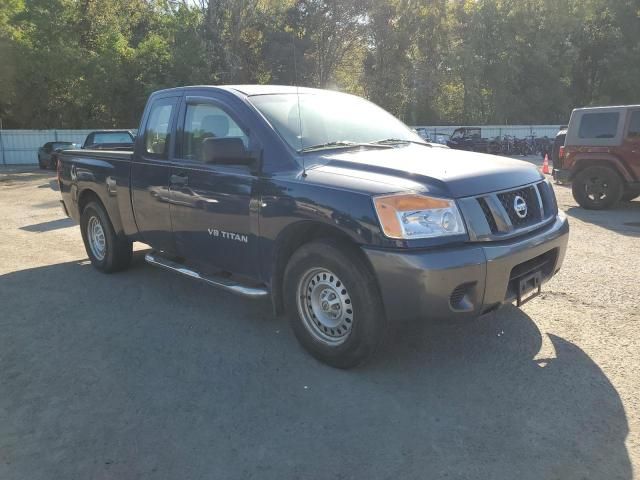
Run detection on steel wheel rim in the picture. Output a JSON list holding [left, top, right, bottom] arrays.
[[585, 176, 608, 202], [87, 216, 106, 261], [297, 268, 353, 346]]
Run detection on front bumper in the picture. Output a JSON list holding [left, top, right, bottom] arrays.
[[363, 213, 569, 322]]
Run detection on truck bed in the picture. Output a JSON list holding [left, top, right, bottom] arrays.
[[58, 149, 136, 238]]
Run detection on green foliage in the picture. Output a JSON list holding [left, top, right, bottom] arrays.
[[0, 0, 638, 127]]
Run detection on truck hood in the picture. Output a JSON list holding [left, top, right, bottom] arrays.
[[307, 144, 543, 198]]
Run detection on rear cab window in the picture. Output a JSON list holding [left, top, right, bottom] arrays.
[[578, 112, 620, 139], [93, 132, 132, 144]]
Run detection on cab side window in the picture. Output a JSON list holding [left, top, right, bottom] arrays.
[[144, 100, 176, 157], [627, 111, 640, 138], [182, 103, 249, 162]]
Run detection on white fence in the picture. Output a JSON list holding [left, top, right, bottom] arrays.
[[0, 125, 563, 165], [0, 130, 96, 165]]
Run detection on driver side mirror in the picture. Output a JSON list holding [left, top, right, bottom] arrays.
[[202, 137, 257, 169]]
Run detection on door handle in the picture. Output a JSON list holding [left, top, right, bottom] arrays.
[[170, 173, 188, 186]]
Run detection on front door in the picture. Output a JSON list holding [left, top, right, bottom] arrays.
[[131, 95, 180, 253], [169, 96, 259, 278]]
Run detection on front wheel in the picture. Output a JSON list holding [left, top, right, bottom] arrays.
[[572, 166, 623, 210], [80, 201, 132, 273], [283, 239, 386, 369]]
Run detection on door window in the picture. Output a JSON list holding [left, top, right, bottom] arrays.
[[182, 103, 249, 162], [144, 100, 176, 157], [627, 111, 640, 138]]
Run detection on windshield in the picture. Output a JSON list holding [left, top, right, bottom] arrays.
[[249, 91, 423, 152]]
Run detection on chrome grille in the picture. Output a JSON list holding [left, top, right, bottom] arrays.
[[497, 186, 542, 228], [461, 181, 557, 241], [477, 197, 498, 233]]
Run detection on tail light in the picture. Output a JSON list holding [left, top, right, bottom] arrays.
[[559, 146, 565, 159]]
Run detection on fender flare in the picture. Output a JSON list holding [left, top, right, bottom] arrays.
[[77, 185, 126, 236], [570, 153, 635, 182]]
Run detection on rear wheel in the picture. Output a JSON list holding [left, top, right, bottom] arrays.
[[572, 166, 623, 210], [38, 156, 46, 169], [80, 201, 132, 273], [283, 239, 386, 369]]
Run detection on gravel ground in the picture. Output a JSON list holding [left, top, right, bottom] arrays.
[[0, 166, 638, 479]]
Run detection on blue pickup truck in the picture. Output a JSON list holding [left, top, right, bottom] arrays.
[[58, 85, 569, 368]]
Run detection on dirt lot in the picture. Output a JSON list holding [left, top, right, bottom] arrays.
[[1, 166, 638, 479]]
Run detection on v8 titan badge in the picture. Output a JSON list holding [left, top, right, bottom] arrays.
[[208, 228, 248, 243]]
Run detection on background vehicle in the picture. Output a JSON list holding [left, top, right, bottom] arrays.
[[414, 127, 431, 141], [47, 143, 81, 170], [81, 130, 135, 150], [38, 141, 75, 169], [554, 106, 640, 209], [414, 129, 449, 146], [58, 85, 568, 368], [431, 133, 449, 145], [446, 128, 489, 152]]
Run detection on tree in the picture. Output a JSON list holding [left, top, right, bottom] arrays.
[[1, 0, 639, 128]]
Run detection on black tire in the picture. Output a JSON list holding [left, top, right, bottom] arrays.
[[80, 201, 132, 273], [38, 156, 46, 169], [621, 192, 639, 202], [572, 166, 623, 210], [283, 239, 386, 369]]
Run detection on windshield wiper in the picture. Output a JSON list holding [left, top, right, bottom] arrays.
[[299, 140, 392, 153], [369, 138, 432, 147]]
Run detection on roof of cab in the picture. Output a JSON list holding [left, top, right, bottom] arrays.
[[153, 85, 329, 97], [572, 104, 640, 112], [89, 129, 134, 133]]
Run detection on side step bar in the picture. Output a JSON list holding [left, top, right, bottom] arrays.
[[145, 253, 268, 298]]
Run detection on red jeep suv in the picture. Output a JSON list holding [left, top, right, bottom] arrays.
[[554, 105, 640, 209]]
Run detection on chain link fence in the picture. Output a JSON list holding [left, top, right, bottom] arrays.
[[413, 125, 563, 143]]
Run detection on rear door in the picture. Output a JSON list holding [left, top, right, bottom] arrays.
[[169, 95, 260, 278], [130, 94, 181, 253], [621, 109, 640, 179]]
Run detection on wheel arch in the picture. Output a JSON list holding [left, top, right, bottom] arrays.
[[78, 188, 125, 236], [570, 155, 633, 183], [269, 220, 376, 316]]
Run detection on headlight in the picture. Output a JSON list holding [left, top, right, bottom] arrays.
[[373, 193, 466, 239]]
